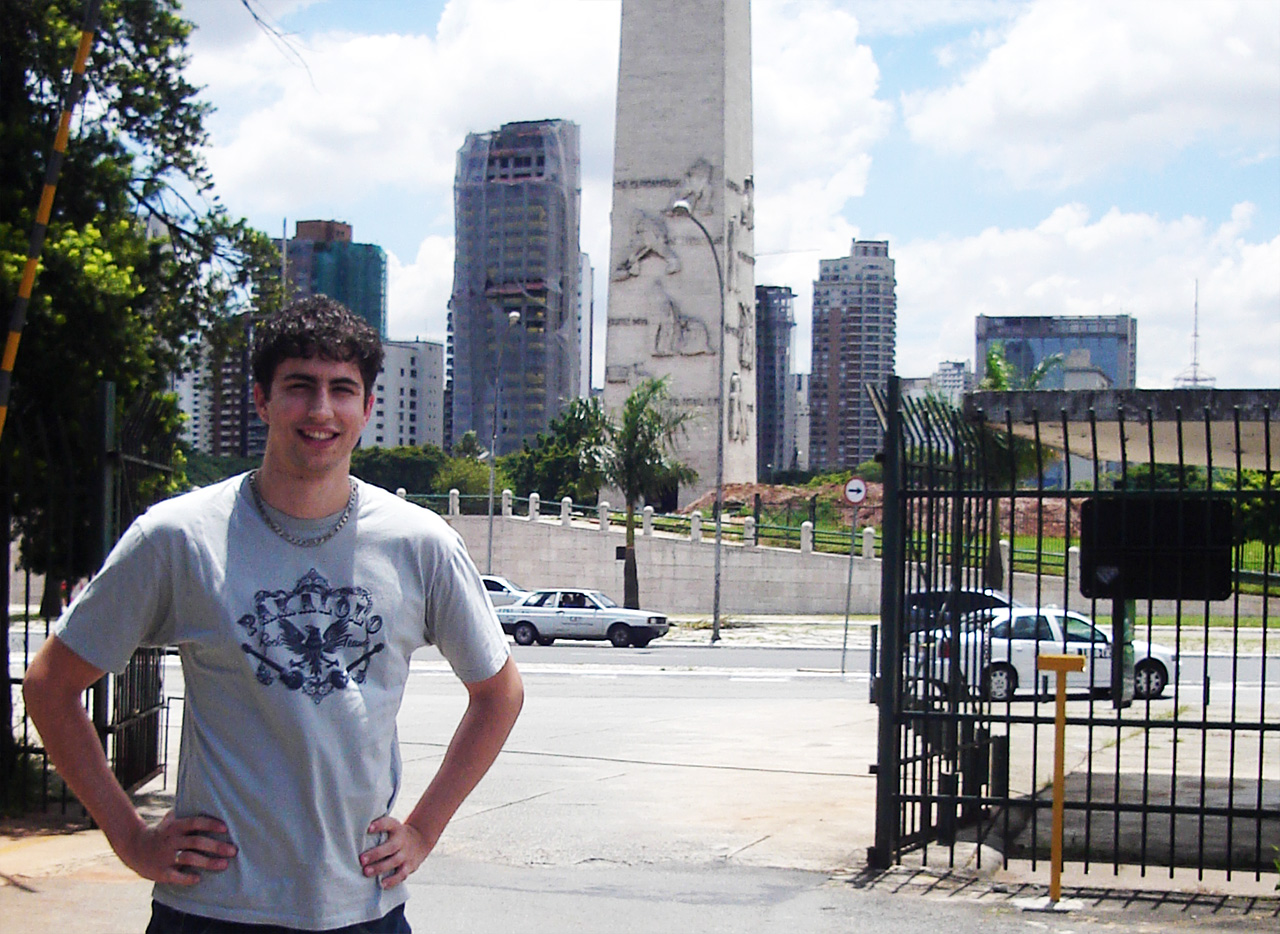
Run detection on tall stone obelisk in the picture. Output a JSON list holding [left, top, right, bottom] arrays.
[[604, 0, 756, 506]]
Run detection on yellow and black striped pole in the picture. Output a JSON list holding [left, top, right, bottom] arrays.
[[0, 0, 102, 442]]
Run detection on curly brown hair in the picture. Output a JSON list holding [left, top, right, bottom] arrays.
[[251, 296, 384, 400]]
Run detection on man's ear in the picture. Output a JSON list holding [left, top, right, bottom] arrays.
[[362, 390, 375, 425], [252, 381, 269, 423]]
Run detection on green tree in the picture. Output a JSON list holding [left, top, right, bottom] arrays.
[[502, 397, 608, 504], [351, 444, 447, 494], [437, 456, 510, 502], [453, 430, 483, 460], [0, 0, 277, 785], [975, 342, 1064, 588], [598, 378, 696, 608]]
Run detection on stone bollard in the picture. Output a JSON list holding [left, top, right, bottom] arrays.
[[502, 489, 513, 517], [396, 487, 407, 500], [862, 526, 876, 558], [801, 520, 813, 554], [449, 489, 459, 516], [999, 539, 1011, 580], [598, 501, 610, 532], [690, 510, 702, 542], [1067, 546, 1081, 608], [743, 515, 756, 547], [642, 505, 653, 537], [561, 497, 573, 527], [529, 492, 540, 520]]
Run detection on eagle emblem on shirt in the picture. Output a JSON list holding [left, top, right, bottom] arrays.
[[236, 569, 385, 703]]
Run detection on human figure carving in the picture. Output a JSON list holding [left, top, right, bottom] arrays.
[[666, 158, 715, 216], [612, 209, 681, 280]]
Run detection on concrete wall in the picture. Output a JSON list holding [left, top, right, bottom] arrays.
[[447, 510, 880, 616]]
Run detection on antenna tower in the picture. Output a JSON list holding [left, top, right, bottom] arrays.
[[1174, 279, 1215, 388]]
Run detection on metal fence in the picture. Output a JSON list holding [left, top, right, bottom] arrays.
[[870, 380, 1278, 883], [4, 383, 175, 814]]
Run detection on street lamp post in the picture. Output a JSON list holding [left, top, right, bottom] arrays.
[[671, 199, 725, 645], [487, 308, 521, 573]]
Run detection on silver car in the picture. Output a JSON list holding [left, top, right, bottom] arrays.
[[481, 575, 530, 608], [496, 589, 669, 648]]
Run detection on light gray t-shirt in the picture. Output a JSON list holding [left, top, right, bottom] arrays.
[[54, 474, 510, 929]]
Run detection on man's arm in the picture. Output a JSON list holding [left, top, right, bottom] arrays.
[[361, 655, 523, 887], [23, 636, 237, 884]]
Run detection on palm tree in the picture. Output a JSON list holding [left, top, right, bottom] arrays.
[[976, 343, 1064, 588], [597, 378, 697, 608]]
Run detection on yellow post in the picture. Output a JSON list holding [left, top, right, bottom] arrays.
[[1037, 653, 1085, 904]]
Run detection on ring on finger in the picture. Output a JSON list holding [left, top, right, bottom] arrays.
[[174, 849, 185, 866]]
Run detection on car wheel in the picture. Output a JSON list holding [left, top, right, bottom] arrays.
[[513, 622, 538, 647], [1134, 660, 1167, 699], [608, 623, 633, 648], [536, 636, 555, 646], [983, 663, 1017, 702]]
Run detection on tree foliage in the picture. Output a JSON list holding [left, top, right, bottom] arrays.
[[0, 0, 280, 584], [598, 378, 696, 608], [351, 444, 447, 494], [501, 397, 609, 504]]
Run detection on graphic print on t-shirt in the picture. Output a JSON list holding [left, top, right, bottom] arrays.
[[236, 568, 386, 703]]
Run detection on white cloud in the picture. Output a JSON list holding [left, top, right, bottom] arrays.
[[386, 235, 454, 342], [896, 203, 1280, 388], [902, 0, 1280, 187]]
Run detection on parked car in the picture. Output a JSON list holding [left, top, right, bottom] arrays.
[[481, 575, 530, 608], [904, 587, 1022, 632], [496, 589, 669, 648], [931, 607, 1177, 702]]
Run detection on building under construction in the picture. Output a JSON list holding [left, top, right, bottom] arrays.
[[448, 120, 582, 454]]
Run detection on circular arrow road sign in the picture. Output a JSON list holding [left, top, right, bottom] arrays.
[[844, 476, 867, 505]]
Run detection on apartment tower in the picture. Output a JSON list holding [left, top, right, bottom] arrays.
[[449, 120, 582, 454], [809, 240, 897, 470]]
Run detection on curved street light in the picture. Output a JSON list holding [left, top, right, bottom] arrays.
[[670, 199, 725, 645], [487, 308, 522, 573]]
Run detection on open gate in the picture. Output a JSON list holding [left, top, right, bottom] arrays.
[[870, 378, 1278, 883]]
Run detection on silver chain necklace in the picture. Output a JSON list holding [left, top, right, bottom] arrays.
[[248, 471, 357, 548]]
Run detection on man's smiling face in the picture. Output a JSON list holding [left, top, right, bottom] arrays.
[[254, 356, 373, 482]]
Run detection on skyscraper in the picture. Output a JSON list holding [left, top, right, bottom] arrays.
[[755, 285, 795, 479], [360, 340, 445, 450], [449, 120, 582, 454], [809, 240, 897, 470], [279, 220, 388, 337], [974, 315, 1137, 389]]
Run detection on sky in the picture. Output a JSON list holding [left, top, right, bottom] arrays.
[[178, 0, 1280, 390]]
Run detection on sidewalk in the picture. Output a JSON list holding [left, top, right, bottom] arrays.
[[4, 623, 1277, 933]]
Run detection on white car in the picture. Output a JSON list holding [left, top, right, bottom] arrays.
[[496, 588, 669, 648], [932, 607, 1178, 702], [481, 575, 530, 608]]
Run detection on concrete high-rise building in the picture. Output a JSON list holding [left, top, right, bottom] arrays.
[[604, 0, 755, 505], [974, 314, 1137, 389], [360, 340, 445, 450], [791, 374, 810, 472], [755, 285, 794, 480], [808, 240, 897, 470], [930, 360, 974, 404], [449, 120, 582, 455], [278, 220, 388, 337], [578, 253, 594, 397], [173, 316, 266, 458]]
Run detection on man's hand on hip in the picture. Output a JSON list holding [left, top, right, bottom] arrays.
[[117, 810, 237, 886], [361, 815, 434, 889]]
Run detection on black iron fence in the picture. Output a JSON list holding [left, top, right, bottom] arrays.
[[871, 380, 1278, 883], [3, 383, 176, 814]]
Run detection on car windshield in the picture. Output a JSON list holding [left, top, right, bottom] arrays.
[[502, 578, 523, 592], [593, 592, 618, 607]]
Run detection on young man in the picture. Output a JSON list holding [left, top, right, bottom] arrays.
[[24, 297, 523, 933]]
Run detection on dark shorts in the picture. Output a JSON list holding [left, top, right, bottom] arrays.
[[145, 901, 410, 934]]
